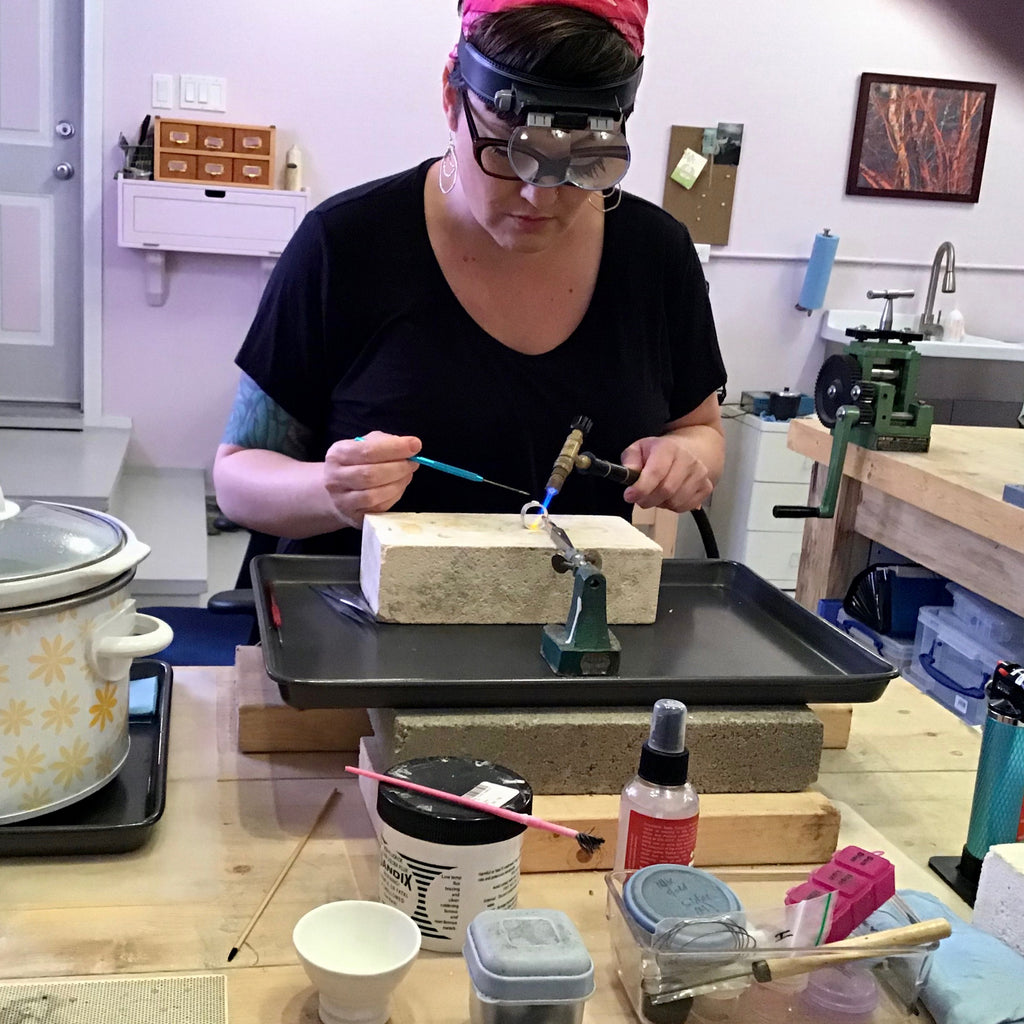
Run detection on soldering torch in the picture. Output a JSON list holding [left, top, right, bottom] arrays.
[[544, 415, 593, 501], [540, 416, 640, 513]]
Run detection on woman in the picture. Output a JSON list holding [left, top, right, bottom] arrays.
[[214, 0, 727, 556]]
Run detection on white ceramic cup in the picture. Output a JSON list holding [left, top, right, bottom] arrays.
[[293, 900, 421, 1024]]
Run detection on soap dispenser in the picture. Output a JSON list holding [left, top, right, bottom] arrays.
[[613, 698, 700, 872]]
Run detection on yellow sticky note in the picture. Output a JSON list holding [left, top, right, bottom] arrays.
[[671, 148, 708, 189]]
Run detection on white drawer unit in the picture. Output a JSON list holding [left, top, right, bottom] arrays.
[[706, 410, 814, 588], [117, 177, 310, 305]]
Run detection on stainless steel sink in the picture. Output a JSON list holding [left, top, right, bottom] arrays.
[[821, 310, 1024, 362]]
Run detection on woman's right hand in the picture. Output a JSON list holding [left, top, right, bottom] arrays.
[[323, 431, 422, 527]]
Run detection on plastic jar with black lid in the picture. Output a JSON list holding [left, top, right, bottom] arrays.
[[376, 756, 532, 953]]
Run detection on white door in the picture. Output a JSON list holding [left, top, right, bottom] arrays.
[[0, 0, 83, 423]]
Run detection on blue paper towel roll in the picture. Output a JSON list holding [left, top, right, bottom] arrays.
[[797, 230, 839, 311]]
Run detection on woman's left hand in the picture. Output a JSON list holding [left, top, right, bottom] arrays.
[[620, 434, 714, 512], [619, 393, 726, 512]]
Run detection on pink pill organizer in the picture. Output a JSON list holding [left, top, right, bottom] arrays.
[[785, 845, 896, 942]]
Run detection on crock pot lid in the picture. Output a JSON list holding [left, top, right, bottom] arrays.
[[0, 501, 125, 583]]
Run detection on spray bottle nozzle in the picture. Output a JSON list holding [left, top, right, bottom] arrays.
[[648, 698, 687, 754]]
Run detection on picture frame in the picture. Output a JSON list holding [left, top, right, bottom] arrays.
[[846, 73, 996, 203]]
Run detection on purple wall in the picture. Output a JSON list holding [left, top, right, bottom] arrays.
[[100, 0, 1024, 474]]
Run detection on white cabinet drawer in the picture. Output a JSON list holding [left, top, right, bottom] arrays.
[[745, 482, 810, 532], [751, 429, 815, 482], [740, 530, 803, 584]]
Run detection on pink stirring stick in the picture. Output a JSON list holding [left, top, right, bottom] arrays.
[[345, 765, 605, 854]]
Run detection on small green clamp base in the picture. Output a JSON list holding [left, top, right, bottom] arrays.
[[541, 562, 621, 676]]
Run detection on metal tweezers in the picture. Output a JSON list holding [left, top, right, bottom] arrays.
[[310, 584, 377, 627], [520, 500, 592, 571]]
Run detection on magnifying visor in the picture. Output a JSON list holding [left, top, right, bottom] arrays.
[[457, 34, 643, 191], [507, 119, 629, 189]]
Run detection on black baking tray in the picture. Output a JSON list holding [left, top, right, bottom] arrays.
[[0, 660, 172, 857], [251, 556, 897, 709]]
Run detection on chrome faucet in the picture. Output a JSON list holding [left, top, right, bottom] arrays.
[[919, 241, 956, 338]]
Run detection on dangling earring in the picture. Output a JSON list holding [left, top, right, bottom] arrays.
[[439, 135, 458, 195], [589, 184, 622, 212]]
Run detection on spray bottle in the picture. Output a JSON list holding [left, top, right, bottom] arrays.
[[613, 698, 699, 872]]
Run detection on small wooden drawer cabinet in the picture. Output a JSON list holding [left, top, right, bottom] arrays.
[[154, 117, 276, 188]]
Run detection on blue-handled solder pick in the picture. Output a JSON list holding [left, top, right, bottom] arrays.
[[354, 437, 530, 498]]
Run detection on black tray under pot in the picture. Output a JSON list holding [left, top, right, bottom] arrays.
[[251, 556, 897, 709], [0, 660, 172, 856]]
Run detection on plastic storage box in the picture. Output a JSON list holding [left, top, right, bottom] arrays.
[[945, 582, 1024, 646], [464, 908, 595, 1024], [818, 600, 916, 677], [606, 873, 934, 1024], [906, 604, 1024, 726]]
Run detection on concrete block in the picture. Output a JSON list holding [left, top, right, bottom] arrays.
[[360, 512, 662, 624], [366, 705, 823, 794]]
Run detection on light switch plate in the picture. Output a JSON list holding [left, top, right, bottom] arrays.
[[151, 73, 173, 110], [179, 74, 227, 112], [694, 243, 711, 264]]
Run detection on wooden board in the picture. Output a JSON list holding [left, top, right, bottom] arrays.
[[809, 702, 853, 748], [235, 645, 370, 753], [355, 737, 840, 873], [787, 419, 1024, 543], [787, 418, 1024, 616], [522, 791, 841, 872]]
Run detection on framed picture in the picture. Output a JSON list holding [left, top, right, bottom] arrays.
[[846, 73, 996, 202]]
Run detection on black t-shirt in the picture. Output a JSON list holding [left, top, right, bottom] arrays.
[[235, 160, 727, 555]]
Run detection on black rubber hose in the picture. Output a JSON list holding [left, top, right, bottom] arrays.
[[689, 507, 719, 559]]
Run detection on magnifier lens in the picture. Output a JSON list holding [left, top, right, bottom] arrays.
[[508, 126, 571, 187], [567, 131, 629, 190], [507, 126, 629, 190]]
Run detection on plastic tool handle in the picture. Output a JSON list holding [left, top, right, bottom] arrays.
[[353, 436, 484, 483], [576, 452, 640, 485], [409, 454, 484, 483], [754, 917, 952, 982], [772, 505, 821, 518]]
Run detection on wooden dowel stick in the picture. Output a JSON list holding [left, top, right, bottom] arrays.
[[226, 787, 340, 962]]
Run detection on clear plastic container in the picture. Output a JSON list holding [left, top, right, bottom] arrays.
[[817, 601, 916, 677], [945, 582, 1024, 646], [911, 605, 1024, 726], [605, 873, 935, 1024]]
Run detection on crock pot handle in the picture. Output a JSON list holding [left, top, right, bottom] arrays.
[[88, 606, 174, 681]]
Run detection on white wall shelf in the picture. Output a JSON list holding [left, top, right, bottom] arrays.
[[116, 177, 310, 306]]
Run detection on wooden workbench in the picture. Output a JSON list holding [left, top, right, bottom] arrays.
[[0, 667, 978, 1021], [786, 419, 1024, 617]]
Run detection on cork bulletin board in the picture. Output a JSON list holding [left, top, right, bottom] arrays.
[[661, 125, 737, 245]]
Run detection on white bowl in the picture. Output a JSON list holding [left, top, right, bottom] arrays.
[[293, 900, 421, 1024]]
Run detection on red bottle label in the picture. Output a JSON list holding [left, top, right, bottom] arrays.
[[622, 809, 699, 870]]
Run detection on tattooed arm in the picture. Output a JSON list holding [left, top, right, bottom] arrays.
[[213, 374, 422, 538]]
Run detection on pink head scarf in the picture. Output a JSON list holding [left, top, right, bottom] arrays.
[[459, 0, 648, 56]]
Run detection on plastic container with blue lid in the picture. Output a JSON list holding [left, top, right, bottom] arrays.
[[464, 908, 594, 1024], [623, 863, 744, 954]]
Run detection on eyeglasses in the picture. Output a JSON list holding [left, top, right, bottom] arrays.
[[461, 91, 630, 192]]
